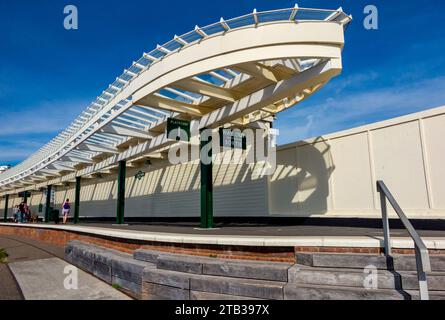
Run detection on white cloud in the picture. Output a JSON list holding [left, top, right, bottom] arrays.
[[0, 99, 88, 163], [277, 75, 445, 144], [0, 99, 87, 137]]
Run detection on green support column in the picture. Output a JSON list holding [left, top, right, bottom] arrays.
[[74, 176, 81, 224], [45, 185, 52, 223], [200, 129, 214, 229], [23, 192, 28, 204], [116, 160, 126, 225], [3, 194, 9, 222]]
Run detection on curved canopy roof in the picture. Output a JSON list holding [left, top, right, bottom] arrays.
[[0, 5, 351, 194]]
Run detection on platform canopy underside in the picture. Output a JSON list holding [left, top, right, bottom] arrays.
[[0, 6, 351, 195]]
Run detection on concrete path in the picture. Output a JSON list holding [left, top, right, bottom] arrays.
[[0, 235, 130, 300], [0, 264, 23, 300], [8, 257, 130, 300]]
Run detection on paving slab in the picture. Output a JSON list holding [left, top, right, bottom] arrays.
[[8, 257, 130, 300]]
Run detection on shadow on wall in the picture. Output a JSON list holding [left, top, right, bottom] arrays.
[[5, 139, 333, 219], [270, 136, 335, 217], [41, 150, 270, 218]]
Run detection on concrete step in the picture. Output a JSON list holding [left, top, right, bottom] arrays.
[[190, 274, 286, 300], [133, 249, 161, 264], [288, 265, 402, 289], [202, 259, 291, 282], [111, 255, 156, 296], [66, 242, 445, 300], [190, 291, 263, 300], [289, 264, 445, 291], [134, 249, 292, 281], [141, 266, 285, 300], [405, 290, 445, 300], [296, 253, 445, 271], [394, 255, 445, 272], [284, 283, 410, 300], [399, 271, 445, 291], [66, 241, 156, 298], [296, 252, 390, 269]]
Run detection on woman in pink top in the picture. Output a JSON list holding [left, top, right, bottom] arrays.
[[62, 199, 71, 224]]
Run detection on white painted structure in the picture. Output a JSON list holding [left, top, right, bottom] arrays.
[[270, 105, 445, 219], [10, 7, 443, 220], [0, 6, 352, 208], [1, 105, 444, 220]]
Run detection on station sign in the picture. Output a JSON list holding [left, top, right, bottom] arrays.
[[166, 118, 191, 142], [18, 191, 31, 198], [134, 170, 146, 180], [219, 128, 246, 150]]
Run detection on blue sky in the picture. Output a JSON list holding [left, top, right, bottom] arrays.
[[0, 0, 444, 165]]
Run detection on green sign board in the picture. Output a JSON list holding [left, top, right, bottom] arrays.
[[18, 191, 31, 198], [219, 128, 246, 150], [135, 170, 146, 180], [166, 118, 191, 142]]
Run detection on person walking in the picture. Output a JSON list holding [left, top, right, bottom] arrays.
[[13, 205, 19, 223], [23, 202, 30, 222], [18, 202, 25, 223], [62, 199, 71, 224]]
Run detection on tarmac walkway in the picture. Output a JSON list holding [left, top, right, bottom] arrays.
[[0, 235, 131, 300]]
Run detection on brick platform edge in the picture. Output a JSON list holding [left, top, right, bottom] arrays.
[[1, 225, 444, 263]]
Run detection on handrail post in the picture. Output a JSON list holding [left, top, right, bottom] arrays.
[[415, 244, 430, 300], [377, 180, 430, 300], [377, 182, 391, 256]]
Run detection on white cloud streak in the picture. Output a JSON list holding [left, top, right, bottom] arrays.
[[0, 99, 87, 163], [277, 75, 445, 144], [0, 99, 86, 137]]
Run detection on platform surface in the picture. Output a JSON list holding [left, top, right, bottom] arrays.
[[83, 221, 445, 237], [1, 222, 445, 249]]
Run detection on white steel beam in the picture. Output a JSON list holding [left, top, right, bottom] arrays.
[[62, 155, 93, 164], [175, 78, 239, 102], [77, 143, 120, 154], [72, 59, 340, 179], [99, 124, 154, 140]]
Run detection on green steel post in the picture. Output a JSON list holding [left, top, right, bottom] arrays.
[[74, 176, 81, 224], [23, 192, 28, 204], [116, 160, 126, 225], [200, 129, 213, 229], [45, 185, 52, 223], [3, 194, 9, 222]]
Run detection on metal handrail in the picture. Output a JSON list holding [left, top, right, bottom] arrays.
[[376, 180, 431, 300]]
